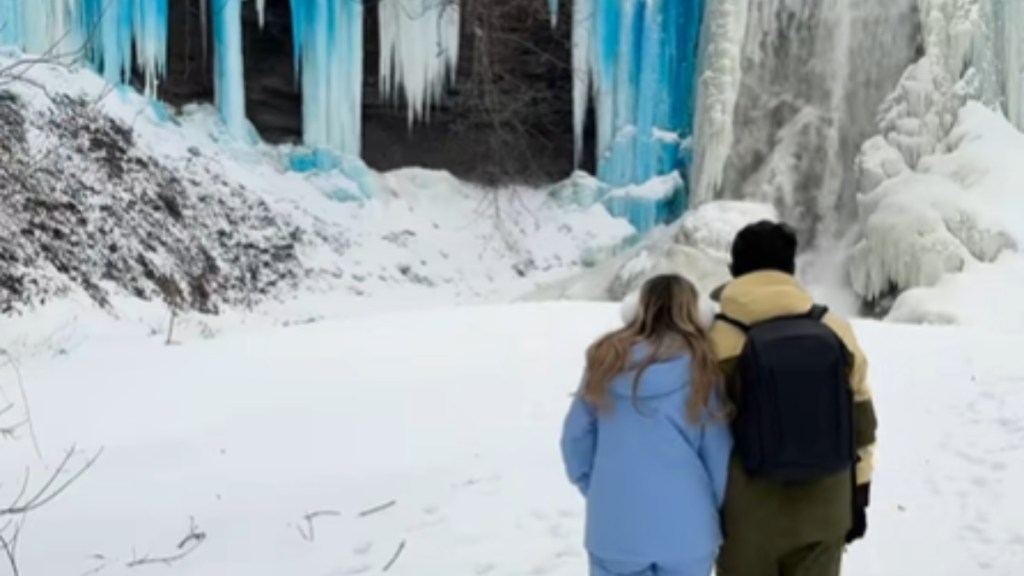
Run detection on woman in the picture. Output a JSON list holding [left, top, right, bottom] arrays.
[[560, 274, 733, 576]]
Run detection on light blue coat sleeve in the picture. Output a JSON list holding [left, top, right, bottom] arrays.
[[698, 405, 733, 508], [560, 394, 597, 496]]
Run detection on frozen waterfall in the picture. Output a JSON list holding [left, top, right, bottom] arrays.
[[0, 0, 461, 156], [566, 0, 705, 233], [696, 0, 921, 246]]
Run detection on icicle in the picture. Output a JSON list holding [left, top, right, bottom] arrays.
[[378, 0, 460, 127], [256, 0, 266, 28], [211, 0, 247, 139], [592, 0, 621, 171], [133, 0, 168, 96], [571, 0, 593, 166], [200, 0, 208, 59], [549, 0, 559, 28], [20, 0, 78, 56], [290, 0, 363, 155], [0, 0, 23, 46]]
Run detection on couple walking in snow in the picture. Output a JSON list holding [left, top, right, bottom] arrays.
[[561, 221, 878, 576]]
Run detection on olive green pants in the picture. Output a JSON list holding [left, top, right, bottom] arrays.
[[716, 539, 844, 576]]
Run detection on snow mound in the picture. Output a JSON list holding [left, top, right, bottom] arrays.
[[850, 99, 1023, 327], [848, 171, 1016, 301], [526, 200, 777, 302]]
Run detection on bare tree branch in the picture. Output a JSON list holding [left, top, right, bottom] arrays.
[[0, 530, 19, 576], [0, 447, 103, 517]]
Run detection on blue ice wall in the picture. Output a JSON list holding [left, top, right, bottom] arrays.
[[288, 0, 363, 155], [568, 0, 704, 234]]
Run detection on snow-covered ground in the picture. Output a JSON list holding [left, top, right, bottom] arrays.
[[1, 302, 1020, 576]]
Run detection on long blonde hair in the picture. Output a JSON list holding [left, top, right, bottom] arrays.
[[583, 274, 728, 423]]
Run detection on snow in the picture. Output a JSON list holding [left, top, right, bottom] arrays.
[[2, 302, 1022, 575]]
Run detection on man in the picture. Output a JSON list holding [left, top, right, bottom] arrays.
[[708, 221, 877, 576]]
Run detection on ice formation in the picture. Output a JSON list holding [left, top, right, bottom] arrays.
[[0, 0, 461, 155], [564, 0, 704, 233], [213, 0, 246, 139], [377, 0, 460, 128], [289, 0, 364, 154], [690, 0, 747, 207]]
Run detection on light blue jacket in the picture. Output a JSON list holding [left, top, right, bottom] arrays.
[[560, 347, 733, 563]]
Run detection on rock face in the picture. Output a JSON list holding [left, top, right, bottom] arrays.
[[158, 0, 582, 185]]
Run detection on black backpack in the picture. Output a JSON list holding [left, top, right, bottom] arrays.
[[717, 305, 856, 483]]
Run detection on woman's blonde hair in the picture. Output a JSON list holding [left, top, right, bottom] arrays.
[[583, 274, 728, 423]]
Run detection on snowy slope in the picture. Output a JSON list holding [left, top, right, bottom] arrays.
[[1, 303, 1021, 575], [0, 54, 634, 351]]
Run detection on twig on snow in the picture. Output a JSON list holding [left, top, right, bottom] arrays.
[[299, 509, 342, 542], [382, 540, 406, 572], [125, 517, 206, 568], [358, 500, 396, 518]]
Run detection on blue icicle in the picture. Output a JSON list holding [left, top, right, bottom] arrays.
[[211, 0, 247, 140]]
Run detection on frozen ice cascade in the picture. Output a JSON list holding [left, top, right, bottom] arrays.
[[564, 0, 705, 233], [1, 0, 1023, 239], [0, 0, 460, 154], [693, 0, 922, 246]]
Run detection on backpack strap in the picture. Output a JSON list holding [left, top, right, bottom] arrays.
[[807, 304, 829, 321], [715, 313, 750, 333]]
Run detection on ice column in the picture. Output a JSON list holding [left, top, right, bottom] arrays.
[[211, 0, 247, 140], [289, 0, 363, 155]]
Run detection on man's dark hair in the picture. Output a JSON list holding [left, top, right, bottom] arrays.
[[729, 220, 798, 278]]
